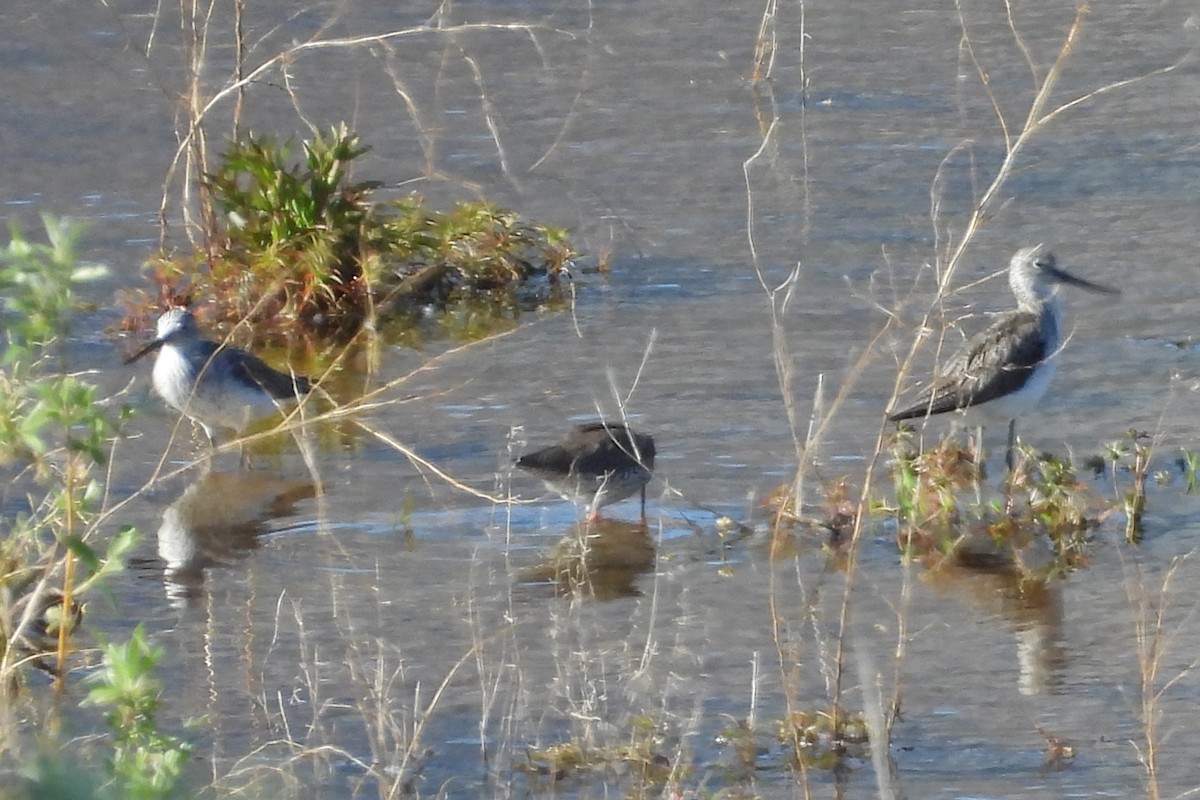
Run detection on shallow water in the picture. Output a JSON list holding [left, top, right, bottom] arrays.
[[6, 0, 1200, 797]]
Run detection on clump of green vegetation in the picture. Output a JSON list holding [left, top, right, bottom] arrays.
[[991, 448, 1098, 573], [886, 430, 1103, 575], [127, 124, 575, 345], [888, 431, 982, 558], [776, 707, 869, 769], [83, 626, 193, 799], [16, 628, 191, 800], [0, 216, 134, 685], [0, 218, 182, 799], [1178, 447, 1200, 494], [517, 714, 681, 792], [761, 477, 858, 560], [517, 740, 590, 783], [1018, 450, 1093, 529]]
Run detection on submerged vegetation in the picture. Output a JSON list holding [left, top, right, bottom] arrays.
[[124, 125, 575, 345], [886, 431, 1101, 575]]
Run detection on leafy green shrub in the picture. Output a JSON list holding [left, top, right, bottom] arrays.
[[129, 124, 575, 345], [83, 626, 192, 799], [0, 216, 133, 684]]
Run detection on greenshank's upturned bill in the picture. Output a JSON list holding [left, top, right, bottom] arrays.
[[516, 422, 656, 522], [125, 308, 312, 449], [888, 245, 1118, 469]]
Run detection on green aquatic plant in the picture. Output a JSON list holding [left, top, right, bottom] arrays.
[[15, 628, 190, 799], [888, 430, 981, 557], [516, 713, 684, 793], [84, 626, 192, 799], [1106, 430, 1152, 544], [714, 717, 760, 779], [198, 123, 379, 336], [886, 429, 1104, 576], [517, 740, 589, 782], [776, 706, 870, 769], [130, 125, 575, 345], [1018, 450, 1092, 532], [1179, 448, 1200, 494], [208, 123, 379, 258], [995, 448, 1099, 573], [0, 216, 134, 685]]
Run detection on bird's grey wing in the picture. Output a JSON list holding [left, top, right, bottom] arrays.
[[181, 340, 221, 379], [231, 351, 311, 399], [891, 312, 1046, 419], [572, 438, 629, 475]]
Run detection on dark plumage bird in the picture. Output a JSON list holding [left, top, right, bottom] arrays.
[[516, 422, 656, 521], [125, 307, 312, 448], [888, 245, 1118, 468]]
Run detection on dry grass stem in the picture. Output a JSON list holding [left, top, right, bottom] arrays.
[[152, 6, 582, 239], [1124, 554, 1199, 800]]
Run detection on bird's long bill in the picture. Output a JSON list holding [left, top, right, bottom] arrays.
[[1046, 264, 1120, 295], [123, 338, 164, 365]]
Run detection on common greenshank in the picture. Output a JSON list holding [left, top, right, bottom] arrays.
[[888, 245, 1118, 469]]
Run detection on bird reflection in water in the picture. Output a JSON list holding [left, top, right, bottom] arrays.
[[157, 469, 315, 608], [924, 561, 1066, 696], [521, 519, 656, 601]]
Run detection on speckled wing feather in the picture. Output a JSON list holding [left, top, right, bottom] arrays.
[[889, 311, 1047, 421]]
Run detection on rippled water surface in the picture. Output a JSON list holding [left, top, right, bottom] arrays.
[[6, 1, 1200, 797]]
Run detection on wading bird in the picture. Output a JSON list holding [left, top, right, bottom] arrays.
[[888, 245, 1118, 470], [125, 307, 312, 451], [516, 422, 656, 523]]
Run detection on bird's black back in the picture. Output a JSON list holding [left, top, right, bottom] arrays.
[[516, 422, 656, 477]]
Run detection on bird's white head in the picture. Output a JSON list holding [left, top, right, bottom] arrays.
[[154, 307, 200, 341], [124, 307, 201, 365], [1008, 244, 1118, 309], [1008, 244, 1056, 305]]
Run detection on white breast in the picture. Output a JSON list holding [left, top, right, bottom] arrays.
[[152, 345, 269, 435]]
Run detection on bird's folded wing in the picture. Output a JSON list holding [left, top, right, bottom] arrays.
[[891, 311, 1046, 419]]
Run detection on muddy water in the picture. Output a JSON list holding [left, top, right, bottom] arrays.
[[6, 0, 1200, 797]]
